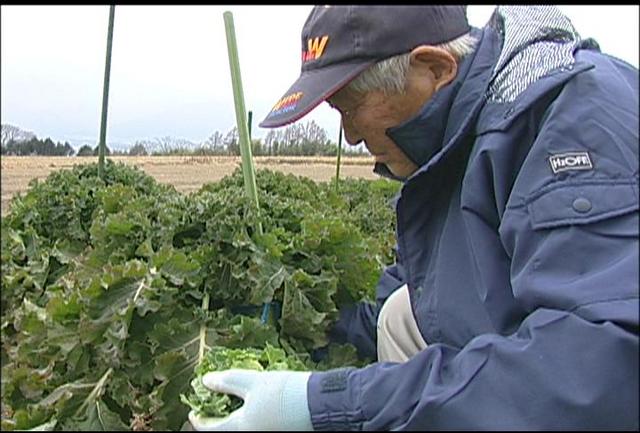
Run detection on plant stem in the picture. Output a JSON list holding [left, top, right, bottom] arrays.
[[198, 294, 210, 363], [75, 367, 113, 417]]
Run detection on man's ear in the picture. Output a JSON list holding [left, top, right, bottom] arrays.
[[409, 46, 458, 92]]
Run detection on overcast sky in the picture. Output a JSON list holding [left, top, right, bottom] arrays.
[[1, 5, 638, 149]]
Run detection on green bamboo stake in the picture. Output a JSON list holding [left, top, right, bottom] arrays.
[[98, 5, 115, 179], [224, 12, 272, 324], [335, 124, 343, 192], [223, 11, 262, 236]]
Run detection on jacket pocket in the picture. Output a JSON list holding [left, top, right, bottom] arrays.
[[527, 179, 639, 230]]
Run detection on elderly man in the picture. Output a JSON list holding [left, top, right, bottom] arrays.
[[190, 5, 639, 430]]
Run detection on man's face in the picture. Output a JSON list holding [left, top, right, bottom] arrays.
[[326, 46, 457, 179], [327, 87, 423, 178]]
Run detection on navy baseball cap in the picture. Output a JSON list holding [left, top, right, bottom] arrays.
[[259, 5, 470, 128]]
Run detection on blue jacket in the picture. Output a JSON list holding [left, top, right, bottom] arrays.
[[308, 6, 639, 430]]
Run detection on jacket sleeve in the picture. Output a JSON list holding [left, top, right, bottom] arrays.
[[328, 262, 406, 360]]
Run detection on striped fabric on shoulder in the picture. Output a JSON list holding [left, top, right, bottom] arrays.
[[487, 5, 582, 103]]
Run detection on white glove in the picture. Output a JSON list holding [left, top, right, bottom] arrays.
[[188, 369, 313, 431]]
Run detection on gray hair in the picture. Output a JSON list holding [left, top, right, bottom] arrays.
[[345, 32, 479, 96]]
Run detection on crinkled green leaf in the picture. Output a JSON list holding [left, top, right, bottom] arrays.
[[279, 269, 338, 350], [155, 247, 201, 287], [50, 238, 86, 265], [61, 399, 128, 431], [181, 344, 308, 418], [137, 305, 219, 430], [23, 416, 57, 431]]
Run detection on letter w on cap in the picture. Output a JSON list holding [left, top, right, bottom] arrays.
[[303, 36, 329, 62]]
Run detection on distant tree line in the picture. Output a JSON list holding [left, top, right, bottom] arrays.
[[1, 124, 73, 156], [2, 137, 75, 156], [1, 121, 368, 157]]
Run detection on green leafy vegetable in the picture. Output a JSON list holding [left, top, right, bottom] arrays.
[[180, 344, 308, 418], [1, 160, 399, 430]]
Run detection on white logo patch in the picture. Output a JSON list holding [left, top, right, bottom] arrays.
[[549, 152, 593, 174]]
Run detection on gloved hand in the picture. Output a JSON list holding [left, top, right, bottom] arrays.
[[188, 369, 313, 431]]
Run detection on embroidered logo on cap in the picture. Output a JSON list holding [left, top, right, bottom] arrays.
[[302, 36, 329, 62], [549, 152, 593, 174], [270, 91, 304, 116]]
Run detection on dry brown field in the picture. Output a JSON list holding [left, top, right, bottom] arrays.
[[1, 155, 378, 216]]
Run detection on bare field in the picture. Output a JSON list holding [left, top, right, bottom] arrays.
[[1, 155, 378, 216]]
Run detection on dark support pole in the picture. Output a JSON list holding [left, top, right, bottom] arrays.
[[335, 123, 343, 192], [98, 5, 115, 179]]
